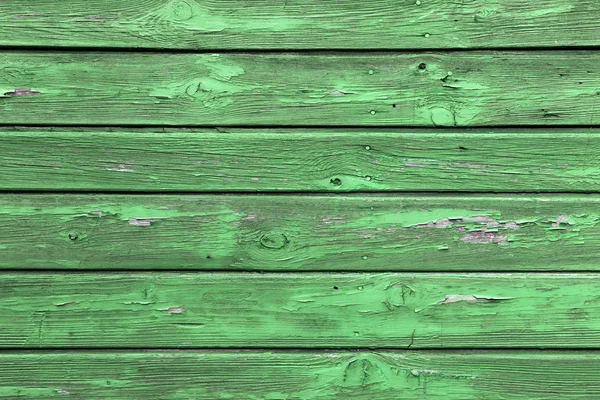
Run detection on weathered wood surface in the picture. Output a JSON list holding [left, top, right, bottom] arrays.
[[1, 0, 598, 50], [1, 51, 598, 126], [2, 128, 600, 192], [3, 2, 599, 398], [2, 194, 600, 271], [1, 351, 599, 398], [2, 272, 600, 348]]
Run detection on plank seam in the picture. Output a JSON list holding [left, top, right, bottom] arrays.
[[2, 347, 600, 351], [1, 191, 600, 195], [0, 270, 598, 274], [3, 46, 600, 53], [0, 124, 598, 129], [0, 349, 598, 353], [3, 125, 600, 131]]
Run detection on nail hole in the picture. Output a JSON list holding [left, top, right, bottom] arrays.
[[459, 146, 468, 150], [206, 253, 213, 259], [392, 104, 396, 108], [418, 63, 427, 70], [365, 145, 371, 150], [68, 233, 78, 241], [330, 178, 342, 186], [333, 286, 339, 290]]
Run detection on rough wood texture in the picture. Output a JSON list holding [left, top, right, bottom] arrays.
[[2, 194, 600, 271], [0, 0, 598, 50], [3, 272, 600, 348], [2, 128, 600, 192], [1, 351, 599, 398], [1, 51, 598, 126], [2, 0, 599, 396]]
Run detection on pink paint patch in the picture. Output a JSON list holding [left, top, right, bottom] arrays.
[[4, 88, 40, 96]]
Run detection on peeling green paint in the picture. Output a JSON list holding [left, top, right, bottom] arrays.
[[0, 272, 600, 348], [0, 51, 597, 125], [3, 128, 600, 192], [1, 351, 599, 398], [0, 0, 598, 396], [0, 0, 598, 50], [3, 194, 600, 271]]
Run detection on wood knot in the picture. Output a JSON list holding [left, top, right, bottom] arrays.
[[68, 232, 87, 242], [474, 9, 496, 22], [171, 0, 193, 20], [342, 358, 384, 388], [430, 107, 456, 126], [330, 178, 342, 186], [260, 232, 289, 249]]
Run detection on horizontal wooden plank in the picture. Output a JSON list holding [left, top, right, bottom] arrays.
[[0, 1, 598, 50], [1, 272, 600, 348], [3, 194, 600, 271], [3, 128, 600, 192], [1, 351, 599, 398], [0, 51, 598, 126]]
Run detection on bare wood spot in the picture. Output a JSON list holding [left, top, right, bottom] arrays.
[[160, 307, 186, 314], [461, 231, 509, 245], [107, 164, 135, 172], [128, 218, 162, 227], [553, 215, 569, 227], [413, 218, 453, 229], [4, 88, 40, 96], [54, 301, 79, 307], [329, 90, 355, 95], [436, 294, 514, 305]]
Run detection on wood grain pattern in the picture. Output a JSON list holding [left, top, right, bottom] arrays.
[[2, 128, 600, 192], [2, 194, 600, 271], [2, 272, 600, 348], [2, 0, 598, 395], [0, 0, 598, 50], [1, 51, 598, 126], [0, 351, 599, 398]]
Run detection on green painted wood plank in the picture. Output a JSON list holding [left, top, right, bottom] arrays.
[[1, 52, 598, 126], [1, 128, 600, 192], [1, 272, 600, 348], [0, 0, 598, 50], [2, 194, 600, 271], [0, 351, 598, 399]]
